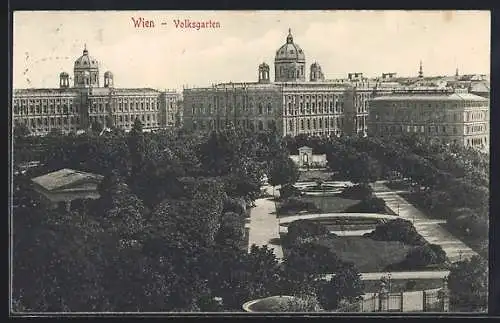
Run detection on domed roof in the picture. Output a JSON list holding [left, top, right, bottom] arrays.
[[259, 62, 269, 68], [275, 29, 305, 62], [74, 45, 99, 69], [104, 71, 113, 76], [59, 71, 69, 76]]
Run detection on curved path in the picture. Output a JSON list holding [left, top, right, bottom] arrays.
[[321, 270, 450, 281], [279, 226, 373, 236], [279, 212, 398, 225]]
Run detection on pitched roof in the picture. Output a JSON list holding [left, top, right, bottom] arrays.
[[470, 82, 490, 93], [31, 168, 104, 191], [371, 92, 488, 102]]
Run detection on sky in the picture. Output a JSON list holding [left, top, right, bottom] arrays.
[[13, 10, 490, 91]]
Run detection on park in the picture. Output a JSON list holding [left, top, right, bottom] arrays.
[[12, 123, 488, 312]]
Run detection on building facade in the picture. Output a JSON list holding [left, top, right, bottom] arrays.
[[367, 88, 489, 150], [12, 46, 181, 136], [183, 30, 398, 137]]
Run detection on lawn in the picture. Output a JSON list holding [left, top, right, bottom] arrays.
[[363, 278, 445, 293], [297, 170, 337, 182], [314, 236, 413, 272], [301, 195, 360, 213]]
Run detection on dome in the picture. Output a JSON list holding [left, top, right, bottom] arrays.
[[104, 71, 113, 77], [74, 46, 99, 69], [259, 62, 269, 68], [59, 72, 69, 76], [275, 29, 305, 63]]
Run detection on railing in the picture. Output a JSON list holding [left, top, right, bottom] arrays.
[[339, 289, 448, 313]]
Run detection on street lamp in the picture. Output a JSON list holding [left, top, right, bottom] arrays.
[[387, 272, 392, 293]]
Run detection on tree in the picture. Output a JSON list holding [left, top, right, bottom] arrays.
[[447, 256, 488, 312], [127, 119, 146, 177], [318, 262, 364, 310], [274, 294, 323, 312], [268, 154, 299, 188], [284, 242, 340, 279], [279, 184, 303, 200], [91, 120, 104, 134], [13, 122, 31, 139], [343, 152, 382, 184], [13, 207, 111, 311], [214, 211, 245, 247]]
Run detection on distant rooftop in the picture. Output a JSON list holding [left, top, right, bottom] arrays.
[[31, 168, 104, 191], [371, 91, 489, 102]]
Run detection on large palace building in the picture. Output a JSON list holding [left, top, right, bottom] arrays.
[[12, 46, 181, 136], [183, 29, 388, 137], [367, 88, 489, 150], [183, 29, 490, 148]]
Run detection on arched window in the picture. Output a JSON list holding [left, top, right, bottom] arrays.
[[300, 119, 304, 130], [258, 120, 264, 130], [258, 104, 263, 115], [313, 119, 317, 129], [289, 120, 293, 131], [306, 119, 311, 130], [267, 104, 272, 114]]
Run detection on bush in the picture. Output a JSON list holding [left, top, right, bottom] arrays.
[[279, 184, 303, 200], [223, 196, 246, 216], [387, 243, 447, 270], [344, 197, 387, 213], [447, 208, 488, 240], [337, 184, 373, 200], [277, 198, 320, 215], [405, 280, 417, 291], [364, 218, 427, 246], [283, 219, 333, 247]]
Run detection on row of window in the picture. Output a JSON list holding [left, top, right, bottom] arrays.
[[468, 137, 488, 147], [89, 102, 159, 113], [466, 124, 486, 134], [17, 116, 80, 127], [278, 65, 305, 78], [375, 124, 459, 135], [285, 101, 345, 115], [13, 105, 80, 115], [466, 111, 487, 121], [13, 98, 75, 105], [193, 118, 276, 131], [288, 117, 345, 132], [191, 104, 274, 116], [114, 114, 157, 123], [285, 94, 348, 102], [75, 73, 98, 85], [381, 101, 487, 110]]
